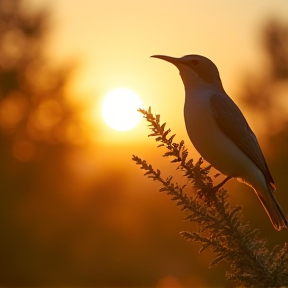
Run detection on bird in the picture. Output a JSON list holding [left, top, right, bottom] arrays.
[[151, 54, 288, 231]]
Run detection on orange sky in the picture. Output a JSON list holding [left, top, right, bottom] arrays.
[[27, 0, 287, 145], [24, 0, 288, 175]]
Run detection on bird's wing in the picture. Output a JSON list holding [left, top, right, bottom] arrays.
[[210, 93, 275, 190]]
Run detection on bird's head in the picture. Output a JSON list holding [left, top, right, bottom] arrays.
[[151, 54, 223, 91]]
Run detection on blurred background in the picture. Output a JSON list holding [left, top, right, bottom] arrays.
[[0, 0, 288, 287]]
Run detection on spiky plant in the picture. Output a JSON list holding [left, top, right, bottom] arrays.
[[132, 107, 288, 287]]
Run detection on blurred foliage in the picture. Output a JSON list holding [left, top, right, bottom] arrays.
[[0, 0, 91, 285], [241, 19, 288, 153], [238, 19, 288, 239], [0, 0, 87, 156]]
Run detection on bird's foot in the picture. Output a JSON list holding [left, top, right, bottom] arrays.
[[196, 176, 232, 205], [211, 176, 232, 193]]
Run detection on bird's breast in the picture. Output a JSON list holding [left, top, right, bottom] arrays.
[[184, 91, 218, 154], [184, 90, 216, 137], [183, 90, 258, 178]]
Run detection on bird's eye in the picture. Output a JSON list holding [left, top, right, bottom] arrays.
[[190, 59, 199, 66]]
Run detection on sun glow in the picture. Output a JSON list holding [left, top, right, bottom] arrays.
[[101, 88, 142, 131]]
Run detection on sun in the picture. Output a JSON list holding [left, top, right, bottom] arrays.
[[101, 87, 143, 131]]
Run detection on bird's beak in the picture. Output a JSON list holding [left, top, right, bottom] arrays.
[[151, 55, 181, 66]]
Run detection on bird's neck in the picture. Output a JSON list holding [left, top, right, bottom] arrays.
[[181, 77, 225, 97]]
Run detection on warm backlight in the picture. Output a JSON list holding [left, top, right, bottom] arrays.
[[101, 88, 142, 131]]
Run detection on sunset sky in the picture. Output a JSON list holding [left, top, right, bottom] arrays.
[[30, 0, 288, 145]]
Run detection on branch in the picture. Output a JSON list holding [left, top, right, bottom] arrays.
[[132, 107, 288, 287]]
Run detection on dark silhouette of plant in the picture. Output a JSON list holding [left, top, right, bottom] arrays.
[[133, 107, 288, 287]]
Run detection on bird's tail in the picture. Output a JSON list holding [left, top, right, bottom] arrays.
[[256, 185, 288, 231]]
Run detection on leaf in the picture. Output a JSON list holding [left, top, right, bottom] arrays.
[[144, 171, 153, 176], [168, 134, 176, 143], [199, 243, 212, 253], [209, 255, 226, 268], [160, 123, 166, 133]]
